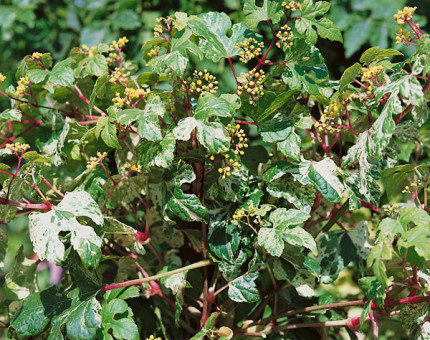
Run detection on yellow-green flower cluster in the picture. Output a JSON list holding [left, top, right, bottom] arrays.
[[276, 24, 294, 49], [154, 17, 172, 38], [31, 52, 43, 60], [13, 75, 30, 97], [228, 124, 248, 155], [232, 203, 256, 222], [314, 116, 338, 134], [124, 163, 142, 173], [145, 336, 162, 340], [106, 52, 118, 64], [113, 86, 150, 108], [360, 65, 384, 83], [282, 1, 302, 11], [124, 87, 150, 100], [87, 152, 108, 170], [145, 46, 161, 66], [235, 38, 264, 63], [0, 73, 6, 83], [384, 204, 400, 217], [324, 101, 343, 118], [5, 142, 30, 153], [402, 182, 420, 193], [395, 28, 411, 44], [394, 6, 417, 25], [187, 69, 219, 95], [82, 44, 97, 58], [109, 68, 131, 85], [110, 37, 129, 51], [237, 70, 265, 105]]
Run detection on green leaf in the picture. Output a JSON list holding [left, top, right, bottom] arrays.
[[277, 130, 301, 161], [3, 247, 37, 301], [360, 46, 403, 64], [343, 20, 372, 58], [101, 122, 121, 149], [266, 176, 316, 213], [50, 295, 101, 340], [116, 109, 144, 126], [86, 55, 108, 77], [101, 299, 139, 340], [167, 187, 209, 223], [339, 62, 361, 92], [243, 0, 283, 29], [137, 95, 165, 141], [137, 133, 176, 170], [11, 286, 67, 337], [89, 73, 109, 115], [295, 0, 342, 44], [174, 112, 230, 154], [49, 58, 75, 87], [283, 227, 317, 255], [28, 190, 103, 267], [228, 273, 260, 303], [359, 276, 385, 307], [269, 208, 310, 229], [307, 158, 345, 203], [257, 227, 284, 257], [27, 68, 49, 83], [103, 217, 145, 253], [188, 12, 247, 62], [194, 94, 233, 120], [0, 108, 22, 121], [0, 225, 6, 271], [151, 50, 188, 76], [398, 226, 430, 260], [281, 39, 331, 95]]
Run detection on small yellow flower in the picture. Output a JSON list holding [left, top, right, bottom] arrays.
[[124, 163, 142, 173], [5, 142, 30, 153], [31, 52, 43, 60], [13, 75, 30, 97], [0, 73, 6, 83], [110, 37, 129, 51], [394, 6, 417, 25]]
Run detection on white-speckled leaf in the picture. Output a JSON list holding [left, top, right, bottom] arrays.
[[137, 95, 165, 141], [57, 190, 104, 226], [257, 227, 284, 257], [104, 217, 145, 253], [291, 269, 316, 297], [188, 12, 247, 62], [173, 117, 198, 141], [228, 272, 260, 303], [151, 50, 188, 75], [29, 191, 103, 267]]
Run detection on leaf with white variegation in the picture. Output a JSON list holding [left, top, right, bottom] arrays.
[[28, 190, 103, 268]]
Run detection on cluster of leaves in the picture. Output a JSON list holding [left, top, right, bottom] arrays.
[[0, 1, 430, 339]]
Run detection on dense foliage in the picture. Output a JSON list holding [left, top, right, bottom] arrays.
[[1, 1, 430, 339]]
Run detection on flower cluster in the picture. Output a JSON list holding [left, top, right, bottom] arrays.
[[395, 28, 412, 45], [31, 52, 43, 60], [109, 67, 131, 85], [86, 152, 108, 170], [13, 75, 30, 97], [0, 73, 5, 83], [314, 115, 338, 134], [124, 163, 142, 173], [81, 44, 97, 58], [112, 86, 150, 108], [228, 124, 248, 155], [106, 52, 118, 64], [276, 24, 294, 49], [154, 17, 172, 38], [282, 1, 302, 12], [235, 38, 264, 63], [145, 46, 161, 67], [324, 101, 343, 118], [384, 203, 400, 217], [145, 336, 162, 340], [360, 65, 384, 83], [402, 182, 420, 193], [187, 69, 219, 95], [232, 203, 256, 222], [110, 37, 129, 51], [237, 70, 265, 105], [5, 142, 30, 153], [394, 6, 417, 25]]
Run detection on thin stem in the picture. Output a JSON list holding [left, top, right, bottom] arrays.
[[0, 197, 51, 210], [99, 259, 213, 292]]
